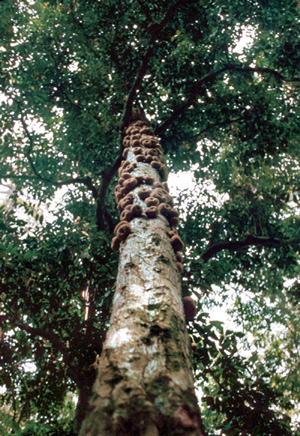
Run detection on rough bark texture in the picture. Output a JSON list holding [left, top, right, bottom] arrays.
[[80, 112, 205, 436]]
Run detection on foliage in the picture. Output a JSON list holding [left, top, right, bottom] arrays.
[[0, 0, 300, 434]]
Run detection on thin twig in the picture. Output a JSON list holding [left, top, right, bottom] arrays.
[[121, 0, 197, 131], [155, 65, 300, 135], [188, 116, 244, 141], [201, 235, 300, 263]]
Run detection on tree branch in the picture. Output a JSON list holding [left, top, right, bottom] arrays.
[[227, 65, 300, 83], [94, 1, 197, 230], [15, 321, 80, 382], [58, 85, 102, 125], [96, 1, 197, 229], [121, 0, 197, 131], [188, 116, 244, 141], [56, 176, 99, 199], [0, 173, 38, 181], [155, 65, 300, 135], [96, 155, 123, 231], [201, 235, 300, 263], [19, 113, 46, 181], [0, 172, 99, 199], [15, 321, 69, 356]]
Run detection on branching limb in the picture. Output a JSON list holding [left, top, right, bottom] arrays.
[[201, 235, 300, 263], [57, 85, 102, 125], [155, 65, 300, 135], [19, 113, 46, 182], [76, 1, 198, 230], [95, 154, 123, 231], [188, 116, 244, 141], [228, 65, 300, 83], [0, 172, 99, 199], [15, 321, 80, 383], [56, 176, 99, 199], [121, 0, 197, 131], [98, 0, 197, 228], [0, 173, 39, 181], [15, 321, 70, 358]]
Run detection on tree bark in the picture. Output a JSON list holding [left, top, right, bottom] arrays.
[[74, 381, 95, 434], [80, 112, 205, 436]]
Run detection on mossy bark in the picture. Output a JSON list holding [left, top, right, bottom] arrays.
[[80, 114, 206, 436]]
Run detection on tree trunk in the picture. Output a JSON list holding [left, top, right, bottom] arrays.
[[80, 112, 206, 436], [74, 373, 96, 434]]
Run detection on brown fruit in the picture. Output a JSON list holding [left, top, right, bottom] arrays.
[[130, 128, 140, 135], [131, 134, 141, 141], [123, 177, 138, 191], [151, 188, 167, 203], [120, 206, 133, 222], [133, 120, 149, 128], [159, 164, 168, 181], [143, 176, 154, 185], [191, 343, 197, 352], [123, 136, 131, 147], [131, 204, 143, 217], [119, 186, 128, 197], [114, 184, 121, 193], [150, 161, 162, 170], [137, 188, 151, 200], [136, 154, 146, 162], [122, 172, 134, 180], [135, 175, 145, 184], [169, 216, 180, 228], [175, 252, 183, 263], [144, 197, 159, 207], [111, 236, 120, 251], [158, 203, 174, 218], [126, 162, 137, 172], [141, 138, 156, 148], [183, 297, 197, 321], [145, 206, 158, 218], [145, 148, 162, 156], [125, 126, 133, 135], [162, 182, 169, 192], [170, 235, 185, 252], [130, 139, 140, 148], [114, 220, 128, 235], [118, 194, 134, 211], [133, 147, 143, 155], [151, 155, 162, 162], [168, 229, 178, 238], [122, 148, 129, 159], [116, 222, 131, 241], [140, 127, 153, 135], [177, 262, 183, 273]]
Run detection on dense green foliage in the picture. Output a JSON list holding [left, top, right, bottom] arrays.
[[1, 0, 300, 434]]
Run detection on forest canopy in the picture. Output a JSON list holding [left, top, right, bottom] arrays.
[[0, 0, 300, 435]]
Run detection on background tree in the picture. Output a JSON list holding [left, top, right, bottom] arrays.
[[0, 0, 300, 435]]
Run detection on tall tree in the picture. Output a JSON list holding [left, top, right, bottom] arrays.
[[79, 112, 205, 435], [0, 0, 300, 435]]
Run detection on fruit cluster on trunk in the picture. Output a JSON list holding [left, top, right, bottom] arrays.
[[111, 119, 185, 276]]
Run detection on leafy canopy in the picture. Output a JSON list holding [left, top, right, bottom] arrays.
[[0, 0, 300, 434]]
